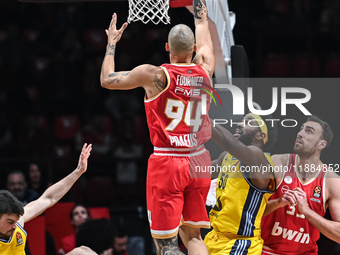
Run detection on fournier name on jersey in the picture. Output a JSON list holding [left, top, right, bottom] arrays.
[[175, 75, 205, 97]]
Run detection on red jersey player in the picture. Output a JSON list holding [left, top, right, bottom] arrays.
[[261, 116, 340, 255], [100, 1, 215, 254]]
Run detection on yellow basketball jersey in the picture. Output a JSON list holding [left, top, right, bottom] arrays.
[[209, 153, 275, 238], [0, 223, 27, 255]]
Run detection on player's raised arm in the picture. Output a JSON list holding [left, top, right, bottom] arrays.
[[100, 13, 129, 88], [192, 0, 215, 77], [100, 13, 166, 99], [19, 144, 92, 226], [212, 122, 268, 168]]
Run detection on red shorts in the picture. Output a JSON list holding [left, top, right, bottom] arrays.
[[146, 148, 211, 239]]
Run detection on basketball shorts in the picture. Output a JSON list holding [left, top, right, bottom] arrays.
[[204, 229, 264, 255], [146, 148, 211, 239]]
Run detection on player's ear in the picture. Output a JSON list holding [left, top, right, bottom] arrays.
[[256, 132, 266, 143], [318, 139, 327, 150], [165, 43, 170, 52]]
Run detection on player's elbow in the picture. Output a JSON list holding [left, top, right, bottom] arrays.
[[100, 78, 110, 89]]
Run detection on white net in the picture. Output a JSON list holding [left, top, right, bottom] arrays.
[[127, 0, 170, 25]]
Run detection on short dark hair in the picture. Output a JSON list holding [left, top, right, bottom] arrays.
[[306, 115, 333, 148], [0, 190, 24, 218], [76, 218, 115, 254], [7, 170, 26, 182], [256, 114, 278, 152]]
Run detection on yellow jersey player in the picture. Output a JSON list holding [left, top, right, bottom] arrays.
[[204, 114, 277, 254], [0, 144, 92, 255]]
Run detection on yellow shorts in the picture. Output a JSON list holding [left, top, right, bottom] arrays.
[[204, 229, 264, 255]]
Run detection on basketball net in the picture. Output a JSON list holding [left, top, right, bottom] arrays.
[[127, 0, 170, 25]]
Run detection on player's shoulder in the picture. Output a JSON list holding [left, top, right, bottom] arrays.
[[136, 64, 162, 73], [133, 64, 165, 83], [271, 153, 290, 167], [218, 151, 228, 161], [325, 172, 340, 189], [324, 171, 340, 204]]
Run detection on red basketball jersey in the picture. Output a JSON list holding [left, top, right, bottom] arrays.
[[144, 63, 212, 153], [261, 154, 328, 255]]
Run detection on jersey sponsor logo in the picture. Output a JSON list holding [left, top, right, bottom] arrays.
[[271, 222, 310, 244], [313, 186, 321, 198], [310, 198, 321, 203], [284, 175, 293, 184], [168, 134, 198, 147], [281, 185, 290, 193], [174, 87, 201, 97], [16, 232, 23, 246]]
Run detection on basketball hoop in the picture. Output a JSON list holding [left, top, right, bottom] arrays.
[[127, 0, 171, 25]]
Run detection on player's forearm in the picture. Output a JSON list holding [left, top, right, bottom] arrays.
[[193, 0, 213, 49], [193, 0, 208, 23], [212, 123, 256, 166], [22, 167, 84, 224], [263, 199, 284, 217], [100, 41, 117, 87], [211, 124, 234, 152], [303, 208, 340, 244], [41, 167, 83, 205]]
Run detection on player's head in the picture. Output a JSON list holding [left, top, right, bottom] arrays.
[[70, 204, 91, 231], [0, 190, 24, 239], [76, 218, 115, 254], [6, 170, 27, 201], [235, 113, 278, 151], [166, 24, 196, 56], [294, 115, 333, 156]]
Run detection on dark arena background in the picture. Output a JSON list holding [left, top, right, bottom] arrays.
[[1, 0, 340, 254]]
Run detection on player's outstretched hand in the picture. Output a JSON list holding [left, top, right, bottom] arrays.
[[76, 143, 92, 174], [105, 13, 128, 44]]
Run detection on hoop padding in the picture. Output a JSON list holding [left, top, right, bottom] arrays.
[[128, 0, 171, 25], [169, 0, 192, 8]]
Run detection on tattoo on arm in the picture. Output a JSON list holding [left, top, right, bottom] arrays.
[[105, 43, 115, 56], [107, 72, 130, 84], [109, 72, 130, 77], [154, 236, 185, 255], [154, 74, 166, 92], [193, 0, 208, 20]]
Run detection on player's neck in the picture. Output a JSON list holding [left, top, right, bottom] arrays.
[[296, 154, 322, 181], [169, 54, 192, 64], [0, 232, 10, 241]]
